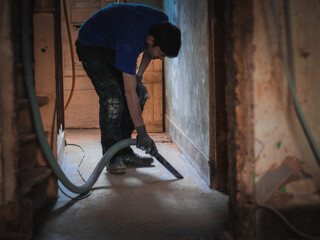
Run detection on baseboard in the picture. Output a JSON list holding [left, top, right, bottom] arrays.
[[165, 115, 210, 185]]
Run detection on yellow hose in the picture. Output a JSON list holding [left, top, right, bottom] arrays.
[[62, 0, 76, 111]]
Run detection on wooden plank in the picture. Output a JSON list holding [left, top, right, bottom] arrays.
[[17, 96, 49, 109], [71, 8, 98, 23], [64, 89, 99, 128], [142, 82, 154, 123], [19, 167, 52, 195], [153, 82, 163, 125], [64, 75, 94, 90], [145, 121, 163, 133], [142, 72, 162, 83], [33, 13, 57, 159], [153, 59, 162, 72]]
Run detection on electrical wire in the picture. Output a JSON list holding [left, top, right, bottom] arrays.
[[58, 143, 93, 200], [68, 143, 88, 183]]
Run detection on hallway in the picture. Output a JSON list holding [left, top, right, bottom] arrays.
[[34, 129, 229, 240]]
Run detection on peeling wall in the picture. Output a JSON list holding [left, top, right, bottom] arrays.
[[164, 0, 211, 184], [224, 0, 255, 238], [253, 0, 320, 207]]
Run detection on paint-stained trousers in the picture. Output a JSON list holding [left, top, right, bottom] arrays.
[[76, 41, 148, 157]]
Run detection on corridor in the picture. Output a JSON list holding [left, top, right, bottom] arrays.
[[34, 129, 229, 240]]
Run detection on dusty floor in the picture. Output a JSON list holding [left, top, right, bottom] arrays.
[[35, 129, 228, 240]]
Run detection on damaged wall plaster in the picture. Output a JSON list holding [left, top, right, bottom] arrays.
[[253, 0, 320, 206]]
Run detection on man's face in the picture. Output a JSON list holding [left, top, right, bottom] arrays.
[[147, 45, 165, 60], [146, 35, 166, 60]]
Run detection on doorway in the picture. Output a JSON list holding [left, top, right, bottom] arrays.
[[37, 1, 231, 227], [61, 0, 164, 132]]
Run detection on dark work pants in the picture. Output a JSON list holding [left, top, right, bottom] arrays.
[[75, 41, 148, 158]]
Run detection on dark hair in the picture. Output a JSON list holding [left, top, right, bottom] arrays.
[[149, 22, 181, 57]]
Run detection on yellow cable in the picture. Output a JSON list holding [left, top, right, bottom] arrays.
[[62, 0, 76, 111]]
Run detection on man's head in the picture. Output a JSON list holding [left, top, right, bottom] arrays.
[[147, 22, 181, 60]]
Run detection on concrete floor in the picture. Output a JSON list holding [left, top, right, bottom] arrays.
[[35, 129, 228, 240]]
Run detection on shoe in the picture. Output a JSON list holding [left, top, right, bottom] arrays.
[[107, 157, 126, 174], [122, 152, 154, 167]]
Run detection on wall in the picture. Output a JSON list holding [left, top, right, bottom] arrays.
[[164, 0, 211, 184], [224, 0, 320, 238], [253, 0, 320, 208]]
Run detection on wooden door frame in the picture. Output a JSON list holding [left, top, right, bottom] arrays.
[[208, 0, 229, 192]]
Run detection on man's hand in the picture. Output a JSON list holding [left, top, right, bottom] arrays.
[[136, 125, 158, 156]]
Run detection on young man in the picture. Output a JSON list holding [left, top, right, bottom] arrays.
[[76, 3, 181, 173], [75, 3, 181, 174]]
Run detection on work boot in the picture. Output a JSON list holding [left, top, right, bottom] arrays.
[[107, 156, 126, 174], [122, 152, 154, 167]]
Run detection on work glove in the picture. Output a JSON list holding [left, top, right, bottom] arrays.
[[136, 125, 158, 156]]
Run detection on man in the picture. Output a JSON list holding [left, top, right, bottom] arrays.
[[76, 3, 181, 174]]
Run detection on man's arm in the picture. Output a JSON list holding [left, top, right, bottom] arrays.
[[136, 50, 152, 77], [122, 72, 144, 127], [122, 71, 157, 155]]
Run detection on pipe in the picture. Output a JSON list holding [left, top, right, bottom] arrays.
[[21, 0, 136, 194]]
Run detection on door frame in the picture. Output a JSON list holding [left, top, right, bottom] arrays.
[[208, 0, 229, 192]]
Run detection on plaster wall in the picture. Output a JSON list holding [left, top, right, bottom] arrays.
[[164, 0, 210, 184], [253, 0, 320, 207]]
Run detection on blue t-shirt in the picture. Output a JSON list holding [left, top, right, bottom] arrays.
[[77, 3, 168, 74]]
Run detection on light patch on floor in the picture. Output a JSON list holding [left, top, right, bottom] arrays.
[[35, 129, 228, 240]]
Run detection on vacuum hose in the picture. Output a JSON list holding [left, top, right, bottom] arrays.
[[21, 0, 135, 194]]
